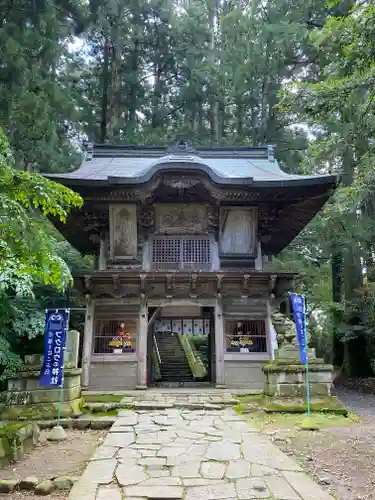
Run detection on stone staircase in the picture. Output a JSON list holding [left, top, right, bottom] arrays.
[[155, 332, 194, 383]]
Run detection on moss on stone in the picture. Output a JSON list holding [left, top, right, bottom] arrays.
[[0, 398, 84, 421], [299, 416, 322, 431], [263, 397, 348, 416], [83, 394, 124, 403], [90, 410, 119, 417], [237, 394, 266, 404], [0, 423, 27, 436], [178, 335, 207, 380], [263, 363, 332, 373]]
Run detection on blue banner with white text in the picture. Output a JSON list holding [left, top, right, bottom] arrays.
[[39, 310, 68, 387], [289, 294, 307, 365]]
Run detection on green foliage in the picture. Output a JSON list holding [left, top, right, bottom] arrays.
[[0, 127, 82, 294], [0, 128, 84, 382], [1, 0, 375, 381]]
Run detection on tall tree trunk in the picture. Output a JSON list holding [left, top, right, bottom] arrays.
[[331, 247, 344, 366], [236, 97, 243, 139], [341, 143, 371, 376], [100, 38, 110, 143], [207, 0, 218, 141]]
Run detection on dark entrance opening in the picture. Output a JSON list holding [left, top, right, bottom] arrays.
[[147, 307, 215, 387]]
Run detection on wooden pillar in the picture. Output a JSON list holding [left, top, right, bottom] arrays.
[[214, 294, 226, 388], [137, 294, 148, 389], [266, 299, 277, 360], [82, 297, 94, 389], [98, 237, 107, 270]]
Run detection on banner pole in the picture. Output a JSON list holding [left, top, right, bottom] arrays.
[[303, 299, 311, 416], [57, 308, 70, 428]]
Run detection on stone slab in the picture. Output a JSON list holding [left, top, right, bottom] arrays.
[[117, 447, 140, 458], [183, 479, 226, 487], [265, 475, 301, 500], [242, 437, 302, 472], [185, 483, 237, 500], [102, 432, 134, 448], [68, 480, 97, 500], [235, 478, 270, 499], [157, 447, 186, 458], [201, 461, 227, 479], [148, 469, 171, 477], [81, 459, 117, 485], [138, 457, 166, 467], [172, 461, 201, 478], [225, 459, 251, 479], [115, 411, 138, 425], [283, 471, 335, 500], [116, 464, 148, 486], [95, 486, 122, 500], [138, 477, 182, 486], [91, 446, 118, 460], [205, 441, 241, 461], [69, 401, 338, 500], [124, 485, 184, 498]]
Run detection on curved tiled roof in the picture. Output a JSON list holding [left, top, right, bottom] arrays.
[[45, 143, 337, 187], [45, 142, 338, 256]]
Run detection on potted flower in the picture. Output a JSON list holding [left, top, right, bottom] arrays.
[[109, 336, 123, 354]]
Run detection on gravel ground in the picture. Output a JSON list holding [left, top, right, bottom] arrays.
[[335, 386, 375, 419], [0, 429, 106, 500], [272, 387, 375, 500]]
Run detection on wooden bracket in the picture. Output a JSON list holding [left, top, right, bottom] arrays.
[[190, 273, 198, 298], [165, 274, 174, 298], [242, 274, 250, 297], [112, 274, 122, 298]]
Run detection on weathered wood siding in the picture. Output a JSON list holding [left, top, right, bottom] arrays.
[[89, 360, 138, 390], [224, 360, 266, 389], [222, 297, 268, 318]]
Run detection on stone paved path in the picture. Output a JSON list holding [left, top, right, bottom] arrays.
[[69, 407, 335, 500]]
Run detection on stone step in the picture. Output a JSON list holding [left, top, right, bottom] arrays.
[[155, 333, 194, 383]]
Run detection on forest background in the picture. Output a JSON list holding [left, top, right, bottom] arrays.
[[0, 0, 374, 385]]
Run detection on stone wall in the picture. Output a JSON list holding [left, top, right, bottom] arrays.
[[0, 423, 39, 467], [7, 367, 82, 404]]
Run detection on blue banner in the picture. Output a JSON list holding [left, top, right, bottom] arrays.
[[39, 310, 68, 387], [289, 294, 307, 365]]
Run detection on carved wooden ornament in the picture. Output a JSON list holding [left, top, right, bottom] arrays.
[[155, 204, 208, 234], [109, 204, 137, 260]]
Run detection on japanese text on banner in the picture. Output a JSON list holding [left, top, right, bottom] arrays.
[[289, 293, 307, 365], [39, 310, 68, 387]]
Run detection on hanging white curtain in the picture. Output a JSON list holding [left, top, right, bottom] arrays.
[[220, 208, 256, 254]]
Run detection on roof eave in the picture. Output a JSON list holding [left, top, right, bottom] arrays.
[[44, 171, 338, 190]]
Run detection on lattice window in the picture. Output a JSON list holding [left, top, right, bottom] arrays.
[[93, 318, 137, 354], [152, 238, 181, 267], [152, 236, 211, 270], [225, 319, 267, 353]]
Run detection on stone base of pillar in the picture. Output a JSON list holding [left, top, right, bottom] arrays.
[[263, 346, 333, 398], [214, 384, 227, 389], [136, 385, 148, 390]]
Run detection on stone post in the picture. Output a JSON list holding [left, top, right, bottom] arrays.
[[65, 329, 80, 368], [81, 297, 94, 389], [263, 312, 333, 399], [214, 294, 226, 388], [137, 294, 148, 389]]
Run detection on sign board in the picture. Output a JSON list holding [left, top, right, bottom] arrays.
[[39, 310, 68, 387], [289, 293, 307, 365]]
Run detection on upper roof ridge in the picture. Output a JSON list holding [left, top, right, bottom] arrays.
[[86, 141, 271, 160]]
